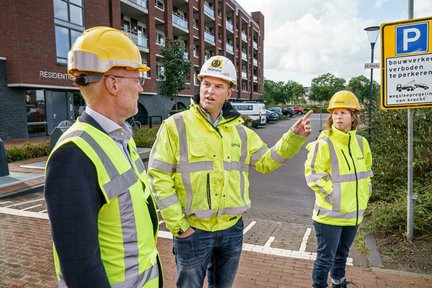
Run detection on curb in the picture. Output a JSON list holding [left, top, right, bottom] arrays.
[[0, 183, 44, 199]]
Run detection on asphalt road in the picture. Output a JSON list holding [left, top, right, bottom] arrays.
[[246, 113, 325, 224]]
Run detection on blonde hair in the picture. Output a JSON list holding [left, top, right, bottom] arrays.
[[325, 109, 361, 135]]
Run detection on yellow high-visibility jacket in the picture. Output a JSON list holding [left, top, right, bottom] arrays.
[[49, 120, 161, 287], [148, 101, 307, 236], [305, 126, 373, 226]]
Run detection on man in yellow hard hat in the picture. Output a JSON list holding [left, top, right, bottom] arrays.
[[305, 90, 373, 288], [148, 55, 313, 287], [44, 26, 162, 287]]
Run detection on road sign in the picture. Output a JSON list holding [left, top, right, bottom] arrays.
[[364, 63, 380, 69], [381, 17, 432, 109]]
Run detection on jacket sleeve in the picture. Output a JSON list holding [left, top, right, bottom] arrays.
[[148, 122, 190, 237], [248, 128, 307, 173], [304, 140, 333, 198], [45, 144, 110, 288]]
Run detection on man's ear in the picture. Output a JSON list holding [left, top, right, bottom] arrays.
[[226, 88, 232, 100], [104, 76, 119, 94]]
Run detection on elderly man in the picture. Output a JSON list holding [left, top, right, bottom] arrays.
[[45, 26, 162, 287]]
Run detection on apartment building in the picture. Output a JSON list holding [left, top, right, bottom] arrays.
[[0, 0, 264, 140]]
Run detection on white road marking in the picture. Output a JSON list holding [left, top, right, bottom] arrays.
[[243, 220, 256, 234], [22, 204, 42, 211], [0, 208, 353, 265], [299, 227, 311, 252], [4, 198, 45, 208], [264, 236, 275, 247]]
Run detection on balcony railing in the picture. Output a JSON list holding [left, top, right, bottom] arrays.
[[253, 41, 258, 49], [241, 52, 247, 61], [204, 31, 215, 45], [226, 20, 233, 32], [253, 58, 257, 66], [127, 32, 148, 49], [128, 0, 147, 9], [172, 13, 188, 31], [204, 3, 215, 18], [253, 75, 258, 82], [226, 43, 234, 54], [241, 71, 247, 79], [241, 32, 247, 42]]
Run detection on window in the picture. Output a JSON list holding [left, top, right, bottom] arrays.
[[156, 64, 165, 80], [53, 0, 85, 64], [26, 90, 47, 137], [156, 32, 165, 46], [155, 0, 164, 10]]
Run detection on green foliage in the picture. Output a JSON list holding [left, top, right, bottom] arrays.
[[6, 142, 50, 162], [309, 73, 345, 102], [346, 75, 380, 104], [261, 79, 305, 105], [366, 106, 432, 238], [159, 39, 192, 110], [132, 127, 159, 148]]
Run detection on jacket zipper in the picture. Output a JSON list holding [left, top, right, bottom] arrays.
[[347, 134, 359, 225], [341, 150, 351, 171], [206, 173, 212, 209]]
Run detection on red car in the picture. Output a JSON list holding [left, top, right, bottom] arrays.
[[292, 107, 304, 115]]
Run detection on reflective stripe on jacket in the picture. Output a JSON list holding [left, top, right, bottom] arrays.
[[148, 101, 307, 236], [305, 127, 373, 226], [49, 120, 161, 288]]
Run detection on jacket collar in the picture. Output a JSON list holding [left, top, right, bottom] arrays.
[[319, 126, 357, 145], [191, 94, 241, 121]]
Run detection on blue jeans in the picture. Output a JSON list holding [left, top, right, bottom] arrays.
[[312, 221, 358, 288], [173, 218, 244, 288]]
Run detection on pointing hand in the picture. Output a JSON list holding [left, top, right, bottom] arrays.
[[291, 110, 313, 137]]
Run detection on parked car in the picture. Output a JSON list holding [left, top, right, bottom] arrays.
[[292, 106, 304, 115], [266, 110, 278, 122], [282, 107, 294, 117], [269, 107, 284, 116], [231, 102, 267, 127]]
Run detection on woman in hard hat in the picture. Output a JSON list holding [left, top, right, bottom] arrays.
[[304, 90, 373, 288]]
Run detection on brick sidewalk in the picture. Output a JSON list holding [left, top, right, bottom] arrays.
[[0, 212, 431, 288]]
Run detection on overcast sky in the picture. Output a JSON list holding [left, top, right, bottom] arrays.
[[235, 0, 432, 86]]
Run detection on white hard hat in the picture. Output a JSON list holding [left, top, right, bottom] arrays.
[[197, 56, 237, 89]]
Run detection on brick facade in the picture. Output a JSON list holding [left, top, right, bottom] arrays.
[[0, 0, 264, 140]]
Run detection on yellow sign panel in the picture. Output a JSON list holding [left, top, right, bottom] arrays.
[[380, 17, 432, 109]]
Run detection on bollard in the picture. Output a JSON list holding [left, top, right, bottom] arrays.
[[0, 138, 9, 177]]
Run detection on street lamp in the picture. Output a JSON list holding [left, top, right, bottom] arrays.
[[364, 25, 380, 143]]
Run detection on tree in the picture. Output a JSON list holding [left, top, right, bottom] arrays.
[[346, 75, 380, 104], [286, 80, 305, 103], [159, 39, 191, 110], [309, 73, 345, 102], [260, 79, 305, 105]]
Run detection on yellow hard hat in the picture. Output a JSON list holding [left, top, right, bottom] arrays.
[[67, 26, 149, 76], [327, 90, 361, 112], [197, 56, 237, 89]]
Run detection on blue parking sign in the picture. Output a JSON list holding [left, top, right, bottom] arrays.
[[396, 22, 428, 54]]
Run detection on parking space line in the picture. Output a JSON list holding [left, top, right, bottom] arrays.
[[264, 236, 275, 247], [243, 220, 256, 235], [0, 207, 48, 219], [22, 204, 42, 211], [299, 227, 311, 252], [4, 198, 45, 208]]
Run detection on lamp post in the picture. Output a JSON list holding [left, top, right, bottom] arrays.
[[364, 26, 380, 143]]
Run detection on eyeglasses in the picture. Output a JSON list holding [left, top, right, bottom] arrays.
[[104, 74, 145, 86]]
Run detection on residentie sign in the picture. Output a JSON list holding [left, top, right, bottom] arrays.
[[381, 17, 432, 109]]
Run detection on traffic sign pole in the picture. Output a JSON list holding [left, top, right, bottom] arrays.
[[407, 0, 414, 243]]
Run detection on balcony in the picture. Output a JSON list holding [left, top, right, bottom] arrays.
[[172, 13, 188, 32], [204, 3, 215, 19], [127, 32, 148, 50], [253, 75, 258, 82], [204, 31, 215, 45], [241, 71, 247, 79], [241, 52, 247, 61], [226, 43, 234, 54], [226, 20, 233, 32], [128, 0, 147, 9], [253, 41, 258, 49], [241, 32, 247, 42], [253, 58, 257, 66], [183, 52, 189, 60]]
